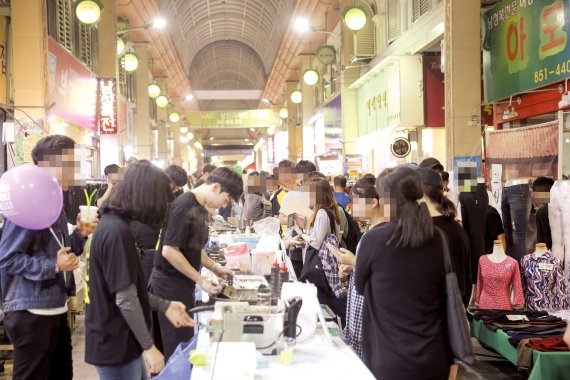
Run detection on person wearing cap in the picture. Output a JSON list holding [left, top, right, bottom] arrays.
[[419, 157, 444, 174]]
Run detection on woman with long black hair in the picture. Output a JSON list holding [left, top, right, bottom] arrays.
[[85, 160, 194, 380], [355, 165, 451, 380]]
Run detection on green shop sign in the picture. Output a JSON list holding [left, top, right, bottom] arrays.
[[184, 109, 280, 128], [482, 0, 570, 102]]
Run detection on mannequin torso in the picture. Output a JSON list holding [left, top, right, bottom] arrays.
[[535, 243, 548, 257]]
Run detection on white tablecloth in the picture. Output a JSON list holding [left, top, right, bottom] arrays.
[[191, 327, 375, 380]]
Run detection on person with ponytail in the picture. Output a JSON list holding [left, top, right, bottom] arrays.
[[354, 165, 451, 380]]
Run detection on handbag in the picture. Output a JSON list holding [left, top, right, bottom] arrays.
[[435, 227, 475, 365]]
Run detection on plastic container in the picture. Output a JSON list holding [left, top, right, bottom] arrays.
[[79, 205, 98, 226], [270, 261, 280, 305], [222, 242, 251, 272], [257, 285, 271, 306], [234, 234, 260, 251], [251, 250, 276, 276]]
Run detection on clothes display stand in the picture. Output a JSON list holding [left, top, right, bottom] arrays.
[[521, 243, 570, 311], [459, 180, 488, 282], [476, 241, 525, 310], [501, 178, 532, 263], [548, 180, 570, 279]]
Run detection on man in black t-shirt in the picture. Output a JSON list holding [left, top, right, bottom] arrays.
[[150, 167, 243, 360]]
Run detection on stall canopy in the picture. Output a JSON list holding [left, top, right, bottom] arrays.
[[486, 121, 559, 182]]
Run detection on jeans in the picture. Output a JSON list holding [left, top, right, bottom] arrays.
[[150, 268, 195, 361], [459, 183, 488, 283], [549, 181, 570, 280], [4, 311, 72, 380], [95, 356, 148, 380], [502, 184, 532, 263]]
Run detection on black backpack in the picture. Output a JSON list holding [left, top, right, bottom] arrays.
[[341, 208, 362, 253]]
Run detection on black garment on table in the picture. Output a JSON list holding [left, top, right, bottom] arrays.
[[484, 205, 504, 254], [536, 205, 552, 250], [459, 183, 489, 282], [488, 322, 567, 333], [433, 216, 472, 306], [4, 311, 72, 380], [472, 309, 554, 322], [354, 222, 451, 380], [153, 192, 209, 279], [85, 211, 152, 366]]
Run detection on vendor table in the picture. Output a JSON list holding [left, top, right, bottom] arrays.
[[192, 326, 375, 380], [471, 319, 570, 380]]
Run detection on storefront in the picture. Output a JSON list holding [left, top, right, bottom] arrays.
[[351, 56, 424, 175], [483, 0, 570, 182], [47, 37, 99, 178]]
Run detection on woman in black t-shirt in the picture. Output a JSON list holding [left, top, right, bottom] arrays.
[[85, 160, 194, 379], [355, 165, 451, 380]]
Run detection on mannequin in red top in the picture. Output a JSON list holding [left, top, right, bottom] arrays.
[[476, 240, 525, 310]]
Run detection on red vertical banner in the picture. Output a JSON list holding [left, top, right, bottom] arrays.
[[97, 78, 117, 134], [423, 55, 445, 128]]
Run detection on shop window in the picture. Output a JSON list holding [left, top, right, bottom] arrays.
[[386, 0, 400, 43], [54, 0, 74, 53], [412, 0, 432, 23]]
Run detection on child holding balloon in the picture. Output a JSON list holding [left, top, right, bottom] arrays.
[[0, 135, 97, 379]]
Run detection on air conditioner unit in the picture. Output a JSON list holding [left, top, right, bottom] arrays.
[[352, 20, 376, 60]]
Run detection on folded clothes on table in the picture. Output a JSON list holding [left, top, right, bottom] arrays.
[[516, 337, 570, 372], [487, 321, 567, 332], [507, 328, 567, 347]]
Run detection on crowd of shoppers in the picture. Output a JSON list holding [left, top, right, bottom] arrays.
[[3, 135, 570, 380]]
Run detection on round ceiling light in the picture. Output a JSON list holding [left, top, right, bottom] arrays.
[[123, 52, 140, 72], [180, 126, 189, 134], [279, 108, 289, 119], [75, 0, 103, 25], [168, 112, 180, 123], [148, 83, 161, 99], [267, 126, 276, 136], [187, 132, 194, 140], [290, 90, 303, 104], [343, 6, 367, 32], [156, 95, 169, 108], [117, 38, 125, 56], [303, 69, 319, 86]]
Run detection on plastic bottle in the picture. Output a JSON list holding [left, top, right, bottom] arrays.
[[271, 261, 280, 305], [279, 264, 289, 294]]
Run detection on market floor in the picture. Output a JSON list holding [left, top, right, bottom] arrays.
[[0, 316, 528, 379]]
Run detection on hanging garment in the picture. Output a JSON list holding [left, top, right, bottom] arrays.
[[476, 255, 525, 310], [501, 184, 532, 263], [459, 183, 489, 282], [521, 251, 570, 311], [548, 180, 570, 279]]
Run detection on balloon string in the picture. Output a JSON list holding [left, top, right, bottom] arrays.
[[49, 227, 63, 249], [49, 227, 67, 283]]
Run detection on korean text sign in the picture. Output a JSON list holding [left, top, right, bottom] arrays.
[[483, 0, 570, 102], [97, 78, 117, 135]]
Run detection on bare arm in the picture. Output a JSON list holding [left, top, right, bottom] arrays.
[[161, 245, 202, 284]]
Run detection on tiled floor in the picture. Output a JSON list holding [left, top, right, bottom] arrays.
[[0, 318, 529, 379]]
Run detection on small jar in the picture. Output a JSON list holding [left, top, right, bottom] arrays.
[[257, 285, 271, 306]]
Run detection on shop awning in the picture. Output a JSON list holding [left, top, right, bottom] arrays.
[[486, 121, 558, 160]]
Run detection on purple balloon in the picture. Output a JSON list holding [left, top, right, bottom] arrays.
[[0, 164, 63, 230]]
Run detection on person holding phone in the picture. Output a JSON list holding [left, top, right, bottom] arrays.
[[330, 172, 391, 358]]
